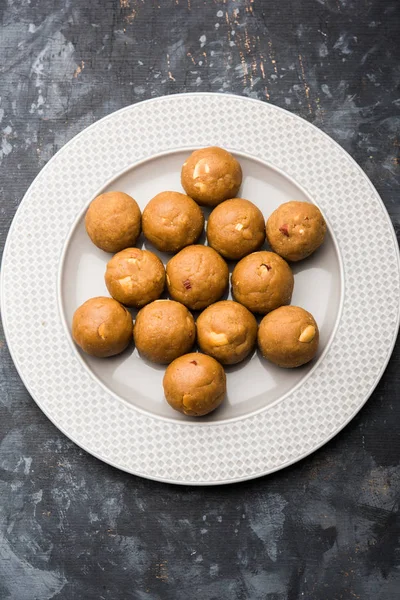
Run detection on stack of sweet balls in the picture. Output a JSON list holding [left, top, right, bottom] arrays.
[[72, 146, 326, 417]]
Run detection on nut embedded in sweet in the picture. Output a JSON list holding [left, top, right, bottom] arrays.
[[235, 223, 244, 231], [118, 275, 133, 290], [194, 182, 207, 193], [97, 322, 107, 340], [208, 331, 229, 346], [261, 263, 271, 271], [279, 224, 289, 237], [193, 159, 210, 178], [259, 263, 271, 273], [299, 325, 316, 343]]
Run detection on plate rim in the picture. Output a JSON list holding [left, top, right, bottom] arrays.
[[2, 92, 399, 485]]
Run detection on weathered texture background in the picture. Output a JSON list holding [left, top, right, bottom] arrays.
[[0, 1, 399, 598]]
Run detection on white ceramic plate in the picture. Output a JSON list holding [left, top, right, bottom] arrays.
[[1, 93, 399, 485]]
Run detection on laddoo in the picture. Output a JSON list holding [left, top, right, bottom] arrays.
[[105, 248, 165, 308], [142, 191, 204, 253], [163, 352, 226, 416], [85, 191, 141, 253], [266, 201, 326, 262], [197, 300, 258, 365], [231, 251, 294, 314], [72, 296, 132, 358], [133, 300, 196, 364], [207, 198, 265, 260], [166, 245, 229, 310], [181, 146, 242, 207], [258, 305, 319, 368]]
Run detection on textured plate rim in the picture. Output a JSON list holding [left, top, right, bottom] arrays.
[[1, 92, 399, 485]]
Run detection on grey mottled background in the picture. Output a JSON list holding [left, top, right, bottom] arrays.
[[0, 1, 399, 599]]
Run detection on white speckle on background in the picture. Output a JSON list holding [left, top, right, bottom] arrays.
[[334, 33, 356, 55], [28, 23, 36, 33], [321, 83, 332, 97], [199, 34, 206, 47], [217, 10, 223, 17], [32, 489, 43, 516], [210, 564, 219, 576], [319, 42, 328, 57], [1, 137, 13, 158], [89, 510, 99, 523], [215, 23, 219, 29]]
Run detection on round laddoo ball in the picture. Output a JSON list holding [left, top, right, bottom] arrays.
[[72, 296, 132, 358], [142, 191, 204, 253], [85, 191, 141, 253], [166, 245, 229, 311], [207, 198, 265, 260], [197, 300, 258, 365], [231, 251, 294, 315], [258, 305, 319, 368], [181, 146, 242, 207], [105, 248, 165, 308], [163, 352, 226, 416], [266, 201, 327, 262], [133, 300, 196, 364]]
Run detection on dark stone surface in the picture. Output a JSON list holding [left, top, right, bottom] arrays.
[[0, 1, 399, 598]]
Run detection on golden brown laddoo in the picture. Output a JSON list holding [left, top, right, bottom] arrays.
[[133, 300, 196, 364], [181, 146, 242, 207], [166, 245, 229, 311], [266, 201, 326, 262], [207, 198, 265, 260], [258, 305, 319, 368], [197, 300, 258, 365], [72, 296, 132, 358], [105, 248, 165, 308], [85, 191, 141, 253], [163, 352, 226, 416], [231, 251, 294, 315], [142, 191, 204, 253]]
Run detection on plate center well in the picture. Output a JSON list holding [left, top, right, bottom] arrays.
[[59, 149, 343, 423]]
